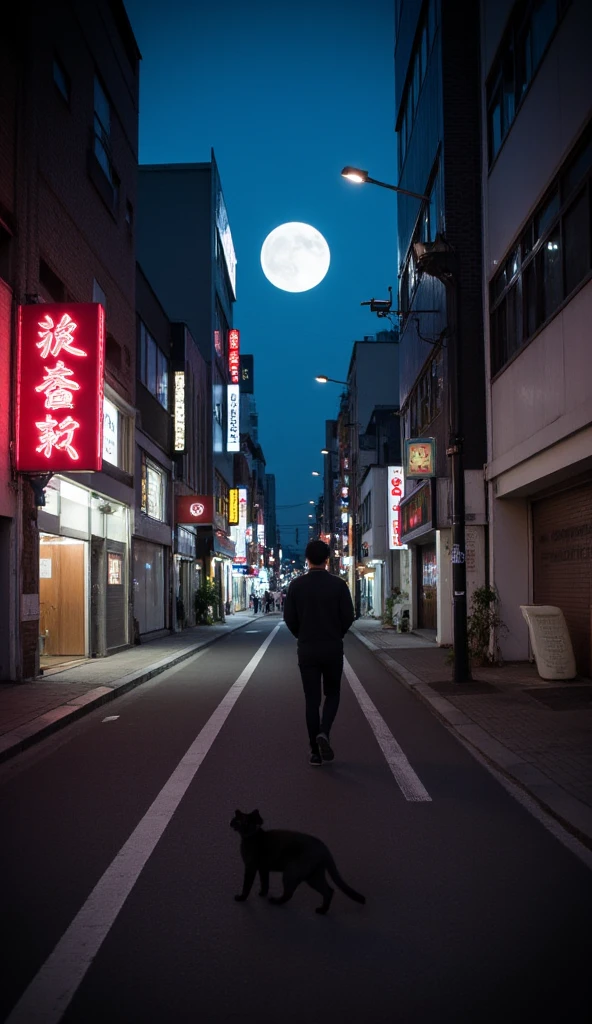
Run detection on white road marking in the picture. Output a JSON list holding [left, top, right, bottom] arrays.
[[6, 622, 283, 1024], [344, 658, 431, 802], [101, 716, 119, 722]]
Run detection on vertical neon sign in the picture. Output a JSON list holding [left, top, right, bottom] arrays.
[[16, 303, 105, 472], [228, 328, 240, 384]]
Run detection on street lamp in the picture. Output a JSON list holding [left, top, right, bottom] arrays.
[[312, 470, 320, 477], [341, 166, 430, 202], [321, 448, 329, 455], [315, 375, 349, 386], [309, 500, 315, 504], [412, 234, 470, 683]]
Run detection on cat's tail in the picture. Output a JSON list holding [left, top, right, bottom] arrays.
[[326, 858, 365, 904]]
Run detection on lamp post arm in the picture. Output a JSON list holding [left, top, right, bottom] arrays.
[[365, 176, 430, 202]]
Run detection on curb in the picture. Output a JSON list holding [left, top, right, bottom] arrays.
[[351, 627, 592, 850], [0, 619, 252, 765]]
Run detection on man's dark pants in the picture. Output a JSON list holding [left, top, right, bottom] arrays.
[[297, 642, 343, 751]]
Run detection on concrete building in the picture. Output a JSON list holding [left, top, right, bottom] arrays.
[[482, 0, 592, 674], [171, 320, 209, 625], [0, 0, 140, 678], [338, 331, 400, 614], [394, 0, 487, 643], [133, 265, 174, 639], [136, 155, 238, 615]]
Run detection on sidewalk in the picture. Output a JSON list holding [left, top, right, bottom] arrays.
[[0, 613, 255, 763], [352, 618, 592, 847]]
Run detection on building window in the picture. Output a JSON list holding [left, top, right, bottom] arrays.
[[93, 278, 107, 309], [92, 75, 120, 212], [490, 120, 592, 375], [138, 320, 169, 410], [399, 161, 441, 313], [397, 0, 436, 172], [486, 0, 568, 166], [214, 472, 229, 521], [141, 455, 166, 521], [53, 56, 70, 103], [409, 348, 444, 435]]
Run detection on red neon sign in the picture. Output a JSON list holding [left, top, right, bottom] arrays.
[[16, 303, 105, 472], [228, 328, 240, 384]]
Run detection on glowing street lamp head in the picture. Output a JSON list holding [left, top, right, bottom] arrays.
[[341, 166, 368, 184], [315, 375, 328, 383], [321, 448, 329, 455], [312, 471, 320, 477], [309, 500, 315, 504]]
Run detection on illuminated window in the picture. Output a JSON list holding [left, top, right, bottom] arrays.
[[141, 454, 166, 521]]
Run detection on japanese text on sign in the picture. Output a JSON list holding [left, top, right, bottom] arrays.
[[16, 303, 105, 472]]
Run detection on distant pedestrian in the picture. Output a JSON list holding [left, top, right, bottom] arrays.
[[283, 539, 355, 766], [265, 592, 273, 614], [253, 594, 260, 614]]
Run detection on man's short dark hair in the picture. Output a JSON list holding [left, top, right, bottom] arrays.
[[305, 539, 330, 565]]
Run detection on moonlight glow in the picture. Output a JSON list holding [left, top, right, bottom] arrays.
[[260, 222, 330, 293]]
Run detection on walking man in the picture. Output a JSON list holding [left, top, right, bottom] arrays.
[[283, 539, 355, 766]]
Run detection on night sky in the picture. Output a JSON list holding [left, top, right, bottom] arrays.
[[125, 0, 397, 552]]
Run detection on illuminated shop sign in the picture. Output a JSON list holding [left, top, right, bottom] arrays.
[[404, 437, 436, 478], [228, 329, 240, 384], [175, 495, 214, 524], [215, 188, 237, 300], [16, 303, 105, 472], [103, 397, 118, 467], [240, 354, 254, 394], [229, 488, 239, 524], [227, 384, 240, 452], [399, 480, 435, 543], [387, 466, 407, 550], [257, 524, 265, 547], [174, 371, 186, 451]]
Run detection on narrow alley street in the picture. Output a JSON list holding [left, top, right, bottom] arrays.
[[1, 620, 591, 1023]]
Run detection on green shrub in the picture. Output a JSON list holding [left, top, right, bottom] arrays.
[[194, 578, 220, 625]]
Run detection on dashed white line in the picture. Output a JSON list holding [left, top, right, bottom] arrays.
[[344, 657, 432, 802], [5, 622, 283, 1024]]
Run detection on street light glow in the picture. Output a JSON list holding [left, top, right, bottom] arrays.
[[312, 471, 320, 476], [341, 166, 368, 184], [315, 375, 328, 383], [321, 448, 329, 454]]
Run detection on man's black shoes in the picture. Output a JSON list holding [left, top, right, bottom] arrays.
[[316, 733, 334, 762], [309, 751, 323, 766]]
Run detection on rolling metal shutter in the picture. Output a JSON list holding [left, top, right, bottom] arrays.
[[532, 483, 592, 677]]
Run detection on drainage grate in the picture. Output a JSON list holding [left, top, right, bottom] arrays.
[[429, 680, 500, 696], [523, 686, 592, 711]]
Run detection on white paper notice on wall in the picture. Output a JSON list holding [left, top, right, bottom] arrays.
[[40, 558, 52, 579], [520, 605, 577, 681]]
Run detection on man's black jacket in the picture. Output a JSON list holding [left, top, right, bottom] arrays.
[[283, 568, 355, 648]]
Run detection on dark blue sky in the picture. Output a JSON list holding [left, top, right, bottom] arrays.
[[125, 0, 397, 551]]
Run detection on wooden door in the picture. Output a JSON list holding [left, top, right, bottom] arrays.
[[39, 540, 85, 655], [418, 544, 437, 630]]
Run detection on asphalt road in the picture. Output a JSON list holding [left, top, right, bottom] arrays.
[[1, 619, 591, 1024]]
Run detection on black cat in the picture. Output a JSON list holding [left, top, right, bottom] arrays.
[[230, 809, 366, 915]]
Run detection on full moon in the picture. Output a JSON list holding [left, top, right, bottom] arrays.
[[260, 222, 330, 293]]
